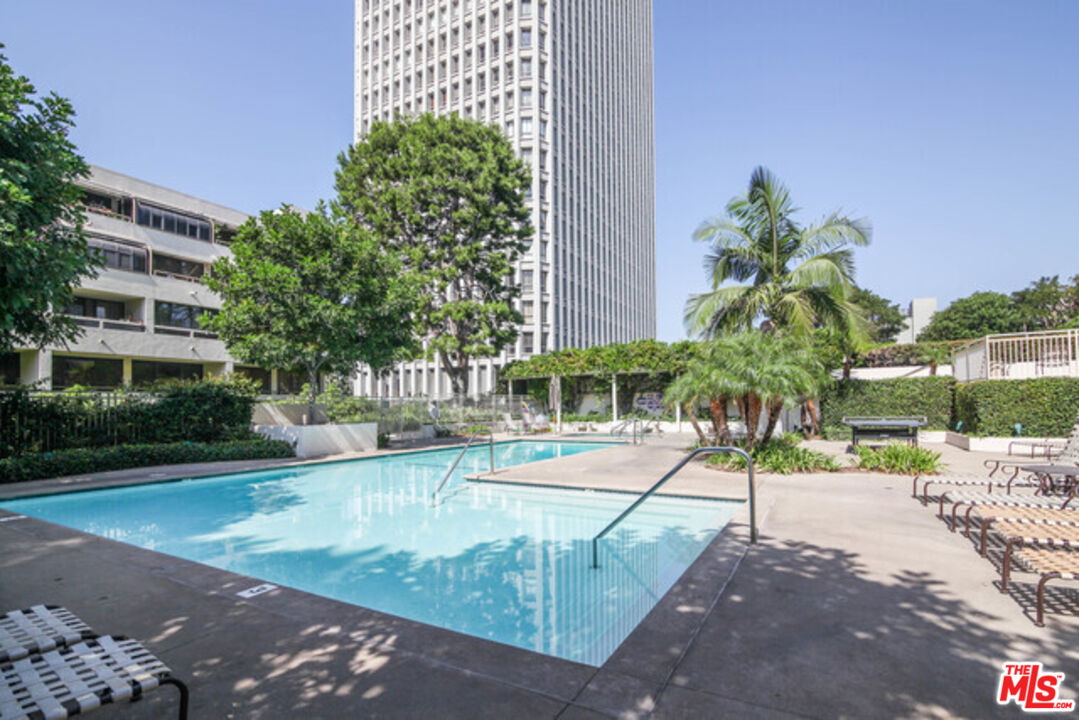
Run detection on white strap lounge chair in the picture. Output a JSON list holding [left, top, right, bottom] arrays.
[[0, 605, 94, 664], [0, 607, 189, 720]]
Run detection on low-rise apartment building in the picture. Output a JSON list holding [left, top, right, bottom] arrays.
[[2, 166, 301, 393]]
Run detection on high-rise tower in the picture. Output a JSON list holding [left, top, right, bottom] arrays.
[[354, 0, 655, 397]]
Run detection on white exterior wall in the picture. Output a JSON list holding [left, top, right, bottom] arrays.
[[353, 0, 656, 397]]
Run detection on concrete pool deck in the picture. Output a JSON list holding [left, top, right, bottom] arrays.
[[1, 436, 1077, 718]]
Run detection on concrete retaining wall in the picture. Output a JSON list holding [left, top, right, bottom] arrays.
[[945, 432, 1065, 454], [255, 422, 377, 458]]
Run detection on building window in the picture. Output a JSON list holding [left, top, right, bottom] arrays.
[[522, 300, 534, 323], [65, 296, 126, 321], [153, 253, 205, 280], [132, 361, 204, 386], [81, 190, 132, 221], [521, 269, 534, 293], [135, 203, 212, 242], [235, 366, 272, 393], [520, 29, 532, 48], [522, 332, 534, 354], [51, 356, 123, 390], [521, 58, 532, 78], [0, 352, 20, 385], [88, 237, 148, 273], [154, 301, 217, 330]]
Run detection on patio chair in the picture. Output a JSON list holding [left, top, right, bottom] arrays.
[[502, 413, 524, 434], [0, 605, 94, 663], [0, 606, 189, 719], [972, 506, 1079, 554], [913, 471, 1036, 506], [938, 487, 1074, 533], [1006, 546, 1079, 626], [985, 411, 1079, 474]]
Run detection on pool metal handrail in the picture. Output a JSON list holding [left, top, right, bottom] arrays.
[[590, 446, 756, 568], [611, 417, 643, 445], [431, 429, 495, 504]]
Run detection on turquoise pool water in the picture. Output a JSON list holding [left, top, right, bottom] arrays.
[[2, 440, 741, 665]]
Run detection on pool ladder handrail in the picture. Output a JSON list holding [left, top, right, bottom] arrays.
[[590, 446, 756, 568], [431, 429, 495, 505], [611, 417, 643, 445]]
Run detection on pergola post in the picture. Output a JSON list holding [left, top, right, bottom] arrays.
[[676, 403, 682, 432], [611, 374, 618, 423]]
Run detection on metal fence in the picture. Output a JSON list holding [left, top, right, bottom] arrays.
[[0, 390, 151, 458], [953, 329, 1079, 382], [360, 395, 537, 437]]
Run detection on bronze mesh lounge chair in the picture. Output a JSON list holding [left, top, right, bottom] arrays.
[[1007, 546, 1079, 626], [973, 506, 1079, 554], [937, 488, 1073, 532], [912, 470, 1036, 506]]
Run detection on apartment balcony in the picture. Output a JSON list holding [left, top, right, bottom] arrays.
[[953, 329, 1079, 382], [68, 316, 146, 333]]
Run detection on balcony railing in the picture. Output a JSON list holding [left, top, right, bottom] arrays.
[[154, 326, 218, 339], [68, 316, 146, 333], [953, 329, 1079, 382]]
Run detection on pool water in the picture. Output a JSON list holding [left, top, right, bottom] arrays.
[[2, 440, 741, 665]]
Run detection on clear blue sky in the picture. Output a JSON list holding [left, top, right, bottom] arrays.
[[4, 1, 1077, 341]]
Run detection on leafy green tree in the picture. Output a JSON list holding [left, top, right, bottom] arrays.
[[917, 291, 1022, 341], [685, 166, 871, 341], [1, 45, 100, 353], [204, 207, 416, 423], [850, 287, 905, 343], [335, 113, 532, 397], [1011, 275, 1079, 331], [666, 333, 827, 449], [663, 369, 712, 445]]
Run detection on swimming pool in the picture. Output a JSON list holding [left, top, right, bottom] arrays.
[[2, 440, 741, 665]]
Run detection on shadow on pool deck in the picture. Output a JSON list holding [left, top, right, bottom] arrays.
[[1, 436, 1077, 718]]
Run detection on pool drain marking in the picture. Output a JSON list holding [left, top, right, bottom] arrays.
[[237, 583, 278, 599], [0, 515, 27, 522]]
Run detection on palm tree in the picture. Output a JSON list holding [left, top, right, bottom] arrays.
[[663, 370, 711, 445], [685, 167, 872, 341], [694, 333, 827, 448]]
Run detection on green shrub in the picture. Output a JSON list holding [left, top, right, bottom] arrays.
[[852, 342, 962, 368], [706, 440, 842, 474], [820, 377, 955, 438], [0, 436, 294, 484], [955, 378, 1079, 437], [0, 378, 258, 458], [854, 444, 943, 475]]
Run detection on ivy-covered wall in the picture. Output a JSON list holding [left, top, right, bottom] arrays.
[[820, 377, 956, 438], [955, 378, 1079, 437]]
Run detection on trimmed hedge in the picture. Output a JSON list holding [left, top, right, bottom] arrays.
[[0, 437, 294, 484], [820, 376, 956, 438], [1, 379, 259, 458], [955, 378, 1079, 437]]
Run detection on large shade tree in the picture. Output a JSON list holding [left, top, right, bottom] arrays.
[[335, 113, 532, 397], [917, 291, 1022, 341], [204, 207, 416, 422], [1, 45, 100, 353], [685, 166, 871, 342]]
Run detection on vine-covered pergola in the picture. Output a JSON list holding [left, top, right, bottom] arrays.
[[499, 339, 700, 428]]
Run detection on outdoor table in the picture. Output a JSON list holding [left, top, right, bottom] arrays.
[[841, 416, 927, 447], [1020, 463, 1079, 496]]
